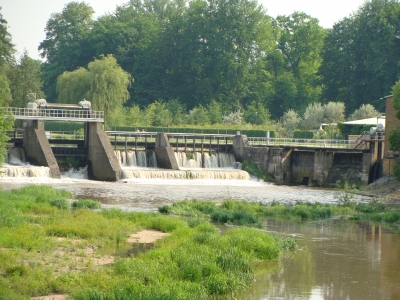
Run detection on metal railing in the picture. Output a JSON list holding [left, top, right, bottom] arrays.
[[4, 107, 104, 122], [247, 137, 370, 149]]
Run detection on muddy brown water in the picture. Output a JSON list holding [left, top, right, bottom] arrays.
[[1, 176, 399, 299]]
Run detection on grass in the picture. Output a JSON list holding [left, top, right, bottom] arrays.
[[0, 185, 297, 300]]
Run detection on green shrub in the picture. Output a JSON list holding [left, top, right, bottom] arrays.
[[50, 198, 71, 210], [72, 199, 101, 209]]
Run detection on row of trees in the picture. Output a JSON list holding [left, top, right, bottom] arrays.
[[35, 0, 400, 120]]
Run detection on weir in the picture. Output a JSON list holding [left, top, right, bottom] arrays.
[[4, 103, 383, 184]]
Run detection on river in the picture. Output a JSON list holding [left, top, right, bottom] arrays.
[[0, 166, 399, 299]]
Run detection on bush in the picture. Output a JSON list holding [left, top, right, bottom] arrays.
[[72, 199, 101, 209]]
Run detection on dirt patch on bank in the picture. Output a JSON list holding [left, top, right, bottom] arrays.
[[357, 176, 400, 205], [127, 230, 170, 243]]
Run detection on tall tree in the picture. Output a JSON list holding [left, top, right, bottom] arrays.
[[319, 0, 400, 113], [266, 12, 326, 119], [0, 7, 14, 164], [7, 51, 44, 107], [39, 2, 95, 102], [57, 55, 132, 124]]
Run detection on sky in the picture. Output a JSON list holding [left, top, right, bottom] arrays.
[[2, 0, 367, 60]]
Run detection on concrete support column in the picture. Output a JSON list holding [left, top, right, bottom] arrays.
[[154, 133, 179, 169], [87, 122, 121, 181], [362, 152, 372, 185], [232, 134, 248, 162], [23, 120, 60, 178]]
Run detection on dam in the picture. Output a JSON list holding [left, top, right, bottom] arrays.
[[4, 104, 384, 186]]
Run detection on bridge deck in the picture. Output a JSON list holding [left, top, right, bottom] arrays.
[[4, 107, 104, 122]]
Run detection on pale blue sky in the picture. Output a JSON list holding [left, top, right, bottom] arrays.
[[2, 0, 367, 60]]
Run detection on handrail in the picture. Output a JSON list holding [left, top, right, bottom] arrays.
[[247, 137, 369, 149], [3, 107, 104, 122]]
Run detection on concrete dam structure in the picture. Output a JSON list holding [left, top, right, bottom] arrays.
[[6, 102, 382, 184], [233, 135, 374, 186]]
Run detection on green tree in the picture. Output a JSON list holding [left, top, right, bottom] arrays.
[[187, 105, 210, 125], [320, 0, 400, 113], [267, 12, 326, 118], [7, 51, 44, 107], [165, 99, 186, 125], [0, 7, 14, 164], [324, 102, 345, 124], [145, 101, 173, 127], [57, 55, 132, 124], [39, 2, 95, 102], [281, 109, 301, 132], [302, 103, 324, 130], [243, 100, 270, 124], [207, 100, 223, 124], [348, 104, 377, 121]]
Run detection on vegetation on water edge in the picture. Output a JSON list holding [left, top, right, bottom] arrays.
[[159, 199, 400, 226], [0, 185, 297, 299]]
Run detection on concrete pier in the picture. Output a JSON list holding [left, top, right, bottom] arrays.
[[87, 122, 121, 181], [23, 120, 60, 178], [154, 133, 179, 169]]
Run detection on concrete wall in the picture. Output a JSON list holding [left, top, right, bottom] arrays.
[[87, 122, 121, 181], [233, 135, 371, 186], [23, 120, 60, 178]]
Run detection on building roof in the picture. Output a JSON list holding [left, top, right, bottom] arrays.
[[343, 117, 385, 126]]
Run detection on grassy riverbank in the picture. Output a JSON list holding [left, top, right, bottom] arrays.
[[0, 185, 298, 300]]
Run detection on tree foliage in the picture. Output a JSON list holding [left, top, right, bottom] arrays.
[[348, 104, 377, 121], [57, 55, 132, 123], [7, 51, 44, 107], [266, 12, 326, 118], [39, 2, 95, 101], [0, 7, 14, 165], [319, 0, 400, 113]]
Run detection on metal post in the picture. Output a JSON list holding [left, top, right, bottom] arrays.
[[114, 135, 117, 150], [125, 135, 127, 154], [185, 136, 187, 152], [135, 135, 137, 151], [201, 137, 204, 156]]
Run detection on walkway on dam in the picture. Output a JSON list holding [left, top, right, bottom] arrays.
[[4, 107, 104, 122]]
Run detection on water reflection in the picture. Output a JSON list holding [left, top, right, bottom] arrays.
[[245, 220, 400, 300]]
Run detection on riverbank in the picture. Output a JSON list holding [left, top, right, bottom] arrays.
[[357, 176, 400, 205]]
